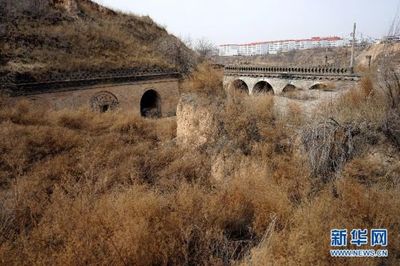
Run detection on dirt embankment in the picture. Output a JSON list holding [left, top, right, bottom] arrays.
[[356, 42, 400, 70]]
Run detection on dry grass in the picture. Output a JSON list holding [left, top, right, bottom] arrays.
[[243, 178, 400, 266], [181, 62, 225, 97], [1, 0, 195, 77], [0, 67, 399, 265], [315, 75, 388, 126]]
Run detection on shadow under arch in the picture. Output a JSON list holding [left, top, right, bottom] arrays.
[[282, 84, 297, 94], [253, 81, 274, 95], [140, 89, 162, 118], [309, 83, 328, 90], [231, 79, 249, 95]]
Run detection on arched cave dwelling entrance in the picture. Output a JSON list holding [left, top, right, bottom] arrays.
[[140, 89, 162, 118]]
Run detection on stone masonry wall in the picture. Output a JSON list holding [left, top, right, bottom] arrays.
[[14, 78, 181, 117]]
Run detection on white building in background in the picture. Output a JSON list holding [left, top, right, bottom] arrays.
[[219, 36, 351, 56]]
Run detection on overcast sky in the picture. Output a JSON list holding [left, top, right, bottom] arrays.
[[94, 0, 400, 45]]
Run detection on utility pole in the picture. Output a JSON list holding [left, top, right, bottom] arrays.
[[325, 47, 328, 66], [366, 55, 372, 69], [350, 22, 356, 72]]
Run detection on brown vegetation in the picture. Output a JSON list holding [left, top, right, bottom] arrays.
[[0, 0, 196, 78], [181, 63, 225, 97], [1, 65, 400, 265]]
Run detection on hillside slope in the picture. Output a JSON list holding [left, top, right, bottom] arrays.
[[216, 43, 400, 70], [356, 42, 400, 71], [216, 46, 361, 67], [0, 0, 195, 78]]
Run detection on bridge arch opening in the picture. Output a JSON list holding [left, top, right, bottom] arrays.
[[140, 89, 161, 118], [253, 81, 274, 95], [310, 83, 328, 90], [282, 84, 297, 94], [231, 79, 249, 95]]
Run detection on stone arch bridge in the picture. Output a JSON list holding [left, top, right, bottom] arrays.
[[224, 65, 361, 95]]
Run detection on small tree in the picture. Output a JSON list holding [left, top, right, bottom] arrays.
[[379, 9, 400, 109], [157, 36, 197, 74], [194, 38, 217, 62], [378, 10, 400, 148]]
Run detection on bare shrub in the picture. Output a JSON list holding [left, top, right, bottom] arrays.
[[181, 62, 225, 97], [157, 35, 197, 73], [302, 119, 358, 180], [194, 38, 217, 62], [383, 108, 400, 148], [379, 68, 400, 109]]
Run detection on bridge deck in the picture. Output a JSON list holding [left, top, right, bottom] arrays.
[[224, 65, 360, 81]]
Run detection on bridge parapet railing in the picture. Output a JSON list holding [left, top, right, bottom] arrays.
[[0, 67, 179, 87], [224, 65, 355, 75], [0, 68, 181, 96]]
